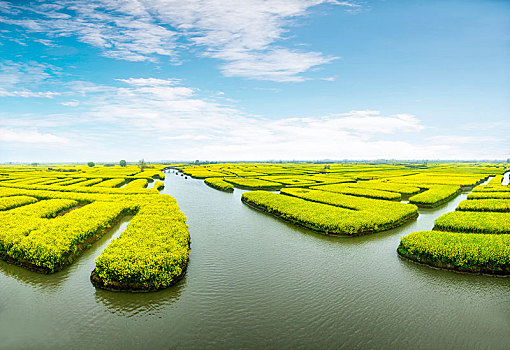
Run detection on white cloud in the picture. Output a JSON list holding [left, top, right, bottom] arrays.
[[0, 128, 69, 144], [33, 38, 56, 46], [0, 61, 57, 87], [116, 77, 181, 86], [0, 0, 358, 81], [0, 1, 179, 62], [0, 68, 504, 161], [214, 48, 337, 82], [61, 76, 507, 161], [60, 100, 80, 107], [0, 61, 61, 98], [0, 72, 503, 161], [0, 89, 60, 98], [46, 76, 441, 160]]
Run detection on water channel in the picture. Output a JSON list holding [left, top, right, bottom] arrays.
[[0, 173, 509, 349]]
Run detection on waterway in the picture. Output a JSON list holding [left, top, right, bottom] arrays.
[[502, 171, 509, 185], [0, 174, 509, 349]]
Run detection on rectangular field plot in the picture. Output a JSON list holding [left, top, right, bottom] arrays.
[[0, 164, 191, 291], [242, 189, 417, 236], [434, 211, 510, 234], [0, 199, 133, 272]]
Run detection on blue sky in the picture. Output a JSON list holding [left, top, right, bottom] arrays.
[[0, 0, 509, 162]]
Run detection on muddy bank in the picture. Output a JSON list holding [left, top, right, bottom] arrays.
[[397, 246, 510, 276], [90, 258, 188, 293]]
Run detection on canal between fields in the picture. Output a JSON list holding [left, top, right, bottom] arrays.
[[0, 173, 508, 349]]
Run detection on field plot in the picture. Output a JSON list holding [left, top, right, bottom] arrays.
[[408, 185, 461, 208], [398, 175, 510, 275], [223, 177, 283, 190], [1, 162, 508, 295], [204, 177, 234, 192], [0, 164, 190, 291], [176, 162, 506, 235]]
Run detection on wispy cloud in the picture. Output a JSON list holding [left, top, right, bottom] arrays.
[[24, 76, 436, 159], [0, 61, 58, 87], [0, 61, 62, 98], [0, 1, 179, 63], [0, 128, 69, 144], [214, 48, 336, 82], [1, 74, 506, 161], [0, 0, 358, 81], [0, 89, 60, 98], [60, 100, 80, 107]]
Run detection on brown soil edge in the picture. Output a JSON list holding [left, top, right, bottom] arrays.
[[460, 176, 491, 191], [0, 213, 128, 274], [90, 257, 189, 293], [397, 246, 510, 276], [241, 197, 418, 237], [56, 203, 86, 216], [204, 181, 234, 193], [409, 189, 461, 208]]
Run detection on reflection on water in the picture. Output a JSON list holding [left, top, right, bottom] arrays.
[[94, 276, 186, 317], [0, 261, 66, 292]]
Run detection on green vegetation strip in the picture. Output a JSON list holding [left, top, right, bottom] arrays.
[[468, 192, 510, 199], [92, 197, 190, 292], [93, 178, 126, 188], [122, 179, 148, 190], [457, 199, 510, 212], [0, 195, 37, 211], [311, 184, 401, 200], [204, 177, 234, 192], [399, 177, 510, 276], [153, 180, 165, 191], [0, 180, 190, 291], [350, 182, 421, 195], [224, 177, 282, 190], [1, 200, 132, 273], [243, 190, 417, 236], [472, 185, 510, 192], [398, 231, 510, 275], [281, 188, 416, 218], [408, 185, 461, 208], [434, 211, 510, 234]]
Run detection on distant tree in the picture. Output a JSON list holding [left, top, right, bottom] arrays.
[[120, 159, 127, 167], [30, 162, 38, 166], [138, 159, 147, 172], [507, 158, 510, 163], [195, 160, 200, 164], [87, 162, 95, 167]]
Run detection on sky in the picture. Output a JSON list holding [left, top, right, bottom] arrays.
[[0, 0, 509, 163]]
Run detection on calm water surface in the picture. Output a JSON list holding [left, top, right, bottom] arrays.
[[0, 173, 509, 349]]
